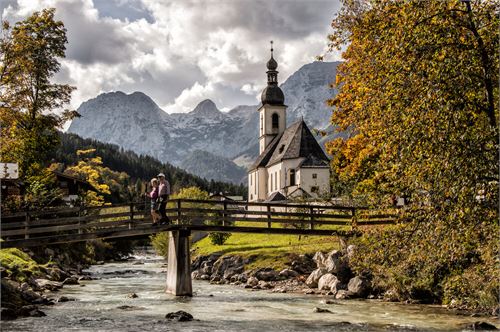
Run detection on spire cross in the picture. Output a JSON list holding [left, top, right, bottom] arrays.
[[270, 40, 274, 56]]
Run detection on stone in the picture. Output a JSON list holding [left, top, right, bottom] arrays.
[[324, 250, 342, 274], [223, 266, 244, 281], [57, 296, 76, 302], [165, 310, 194, 322], [313, 307, 332, 313], [191, 270, 201, 279], [28, 309, 46, 317], [117, 305, 145, 311], [347, 276, 371, 298], [335, 290, 351, 300], [78, 275, 92, 281], [312, 252, 326, 268], [346, 245, 356, 260], [200, 274, 210, 280], [279, 269, 299, 279], [253, 268, 279, 281], [305, 268, 327, 288], [246, 276, 259, 287], [237, 274, 248, 283], [258, 280, 272, 289], [464, 322, 498, 330], [63, 277, 79, 285], [317, 273, 338, 291], [20, 288, 43, 303], [126, 293, 138, 299], [304, 289, 316, 295], [48, 267, 69, 282], [212, 256, 244, 279], [34, 279, 63, 291]]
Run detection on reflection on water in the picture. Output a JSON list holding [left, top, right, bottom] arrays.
[[2, 250, 495, 332]]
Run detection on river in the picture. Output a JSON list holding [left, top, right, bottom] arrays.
[[1, 249, 494, 332]]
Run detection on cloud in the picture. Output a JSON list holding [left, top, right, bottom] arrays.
[[1, 0, 342, 113]]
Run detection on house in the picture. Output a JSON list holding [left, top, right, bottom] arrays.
[[248, 46, 330, 202], [52, 171, 95, 203]]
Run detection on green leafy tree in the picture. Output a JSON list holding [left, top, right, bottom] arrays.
[[327, 0, 498, 311], [0, 8, 77, 177]]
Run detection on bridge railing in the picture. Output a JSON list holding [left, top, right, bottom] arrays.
[[0, 199, 400, 246]]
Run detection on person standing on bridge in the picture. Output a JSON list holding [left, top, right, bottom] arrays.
[[145, 178, 161, 226], [157, 173, 171, 224]]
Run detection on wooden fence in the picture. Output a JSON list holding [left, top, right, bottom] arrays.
[[0, 199, 400, 248]]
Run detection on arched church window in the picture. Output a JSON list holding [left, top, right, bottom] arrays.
[[289, 169, 296, 186], [272, 113, 279, 129]]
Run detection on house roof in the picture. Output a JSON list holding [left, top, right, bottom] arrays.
[[265, 191, 287, 202], [250, 120, 330, 171]]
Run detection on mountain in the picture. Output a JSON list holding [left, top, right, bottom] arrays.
[[68, 61, 340, 182], [180, 150, 247, 184]]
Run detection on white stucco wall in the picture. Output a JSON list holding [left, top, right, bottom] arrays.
[[297, 167, 330, 197]]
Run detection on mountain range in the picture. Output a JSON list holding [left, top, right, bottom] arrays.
[[68, 61, 340, 184]]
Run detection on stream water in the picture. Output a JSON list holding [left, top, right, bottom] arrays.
[[2, 249, 496, 332]]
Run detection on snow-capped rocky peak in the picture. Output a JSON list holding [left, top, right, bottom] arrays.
[[191, 99, 220, 117]]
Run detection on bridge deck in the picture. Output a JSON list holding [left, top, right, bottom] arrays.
[[0, 199, 399, 248]]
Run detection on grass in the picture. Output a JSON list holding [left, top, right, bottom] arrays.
[[192, 230, 340, 271], [0, 248, 45, 281]]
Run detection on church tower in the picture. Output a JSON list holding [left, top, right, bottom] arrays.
[[258, 42, 286, 154]]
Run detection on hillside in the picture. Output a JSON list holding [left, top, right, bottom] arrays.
[[53, 132, 247, 197], [180, 150, 247, 184]]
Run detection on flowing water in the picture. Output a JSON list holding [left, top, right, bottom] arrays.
[[2, 249, 496, 332]]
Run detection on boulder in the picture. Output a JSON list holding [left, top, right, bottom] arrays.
[[200, 274, 210, 280], [223, 266, 244, 281], [464, 322, 498, 330], [237, 274, 248, 283], [63, 277, 79, 285], [289, 254, 316, 274], [258, 280, 272, 289], [165, 310, 194, 322], [279, 269, 299, 279], [346, 245, 356, 260], [34, 279, 63, 291], [335, 290, 351, 300], [324, 250, 342, 274], [212, 256, 244, 278], [317, 273, 338, 291], [48, 267, 70, 282], [246, 276, 259, 287], [191, 270, 201, 280], [312, 252, 326, 268], [313, 307, 332, 313], [347, 276, 371, 298], [253, 268, 279, 281], [305, 268, 327, 288], [57, 296, 76, 303], [126, 293, 138, 299]]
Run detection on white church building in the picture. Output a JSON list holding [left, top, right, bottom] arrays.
[[248, 47, 331, 202]]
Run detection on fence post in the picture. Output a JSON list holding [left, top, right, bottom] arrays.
[[129, 202, 134, 230], [177, 199, 182, 225], [222, 201, 227, 227], [309, 206, 314, 230], [351, 208, 358, 230], [24, 210, 30, 239], [267, 204, 271, 229], [78, 204, 83, 235]]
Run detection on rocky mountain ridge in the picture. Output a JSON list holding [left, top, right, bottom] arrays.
[[68, 61, 340, 183]]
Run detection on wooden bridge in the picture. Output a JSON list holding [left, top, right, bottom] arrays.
[[0, 199, 397, 296]]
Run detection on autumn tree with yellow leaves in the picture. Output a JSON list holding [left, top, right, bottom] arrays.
[[327, 0, 498, 311]]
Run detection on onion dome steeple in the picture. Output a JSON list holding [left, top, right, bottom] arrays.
[[261, 41, 284, 105]]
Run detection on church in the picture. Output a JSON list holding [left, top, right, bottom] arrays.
[[248, 46, 331, 202]]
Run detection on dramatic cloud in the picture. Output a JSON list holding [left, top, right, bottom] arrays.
[[1, 0, 342, 113]]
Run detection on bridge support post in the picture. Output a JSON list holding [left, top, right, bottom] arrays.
[[165, 229, 192, 296]]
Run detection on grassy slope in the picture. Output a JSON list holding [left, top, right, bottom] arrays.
[[192, 232, 340, 271], [0, 248, 46, 282]]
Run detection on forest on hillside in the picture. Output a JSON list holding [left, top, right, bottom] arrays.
[[53, 132, 247, 198]]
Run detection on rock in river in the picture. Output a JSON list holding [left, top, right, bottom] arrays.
[[165, 310, 194, 322], [305, 268, 326, 288], [347, 276, 371, 298]]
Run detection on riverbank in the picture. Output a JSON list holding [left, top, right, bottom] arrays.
[[190, 241, 499, 323], [2, 249, 498, 332], [0, 240, 134, 320]]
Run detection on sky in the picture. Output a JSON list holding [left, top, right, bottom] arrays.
[[1, 0, 342, 113]]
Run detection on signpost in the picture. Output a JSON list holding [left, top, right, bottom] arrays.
[[0, 163, 19, 179]]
